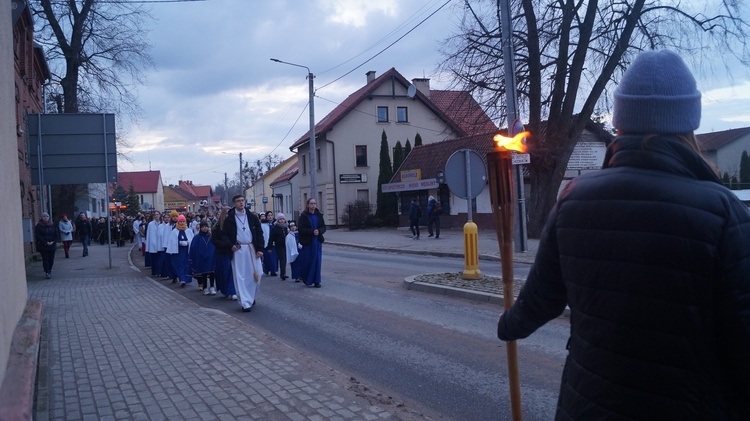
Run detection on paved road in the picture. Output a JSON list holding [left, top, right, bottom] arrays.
[[145, 242, 564, 420], [27, 241, 438, 421]]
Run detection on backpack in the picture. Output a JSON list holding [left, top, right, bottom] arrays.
[[433, 203, 442, 215]]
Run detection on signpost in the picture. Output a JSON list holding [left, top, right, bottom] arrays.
[[444, 149, 486, 280]]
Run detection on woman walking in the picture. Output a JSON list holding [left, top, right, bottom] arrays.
[[58, 213, 74, 258], [297, 198, 326, 288], [211, 208, 237, 300], [35, 212, 58, 279]]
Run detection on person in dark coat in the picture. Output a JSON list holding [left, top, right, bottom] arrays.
[[34, 212, 58, 278], [268, 213, 290, 280], [211, 208, 237, 300], [408, 197, 421, 239], [426, 195, 441, 239], [221, 195, 265, 312], [297, 198, 327, 287], [496, 50, 750, 420], [75, 213, 92, 257]]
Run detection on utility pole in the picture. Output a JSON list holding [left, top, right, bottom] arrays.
[[270, 58, 317, 204], [224, 172, 228, 206], [239, 152, 244, 198]]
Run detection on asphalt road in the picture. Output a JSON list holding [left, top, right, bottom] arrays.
[[147, 245, 568, 420]]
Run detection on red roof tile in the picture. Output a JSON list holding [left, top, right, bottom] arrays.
[[290, 68, 494, 150], [116, 171, 161, 193], [391, 133, 499, 183], [697, 127, 750, 151], [430, 90, 498, 136], [179, 180, 212, 198]]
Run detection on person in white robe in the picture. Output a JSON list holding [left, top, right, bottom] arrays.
[[222, 195, 265, 312]]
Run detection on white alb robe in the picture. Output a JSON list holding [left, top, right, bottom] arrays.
[[232, 211, 263, 310]]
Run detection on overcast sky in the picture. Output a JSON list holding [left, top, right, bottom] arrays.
[[117, 0, 750, 189]]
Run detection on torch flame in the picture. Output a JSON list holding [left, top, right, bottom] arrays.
[[494, 131, 529, 153]]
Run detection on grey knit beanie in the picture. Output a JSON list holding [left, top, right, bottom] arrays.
[[613, 50, 701, 134]]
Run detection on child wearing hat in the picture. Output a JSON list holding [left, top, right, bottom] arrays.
[[167, 214, 194, 287]]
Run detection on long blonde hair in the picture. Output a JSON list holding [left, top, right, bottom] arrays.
[[218, 207, 229, 230]]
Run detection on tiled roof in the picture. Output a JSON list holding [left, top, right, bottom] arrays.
[[391, 120, 614, 183], [270, 161, 298, 186], [116, 171, 161, 193], [179, 180, 212, 198], [290, 68, 493, 150], [697, 126, 750, 151], [430, 90, 498, 136], [391, 132, 499, 183], [163, 185, 200, 202]]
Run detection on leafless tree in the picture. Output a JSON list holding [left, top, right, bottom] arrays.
[[439, 0, 750, 236], [244, 154, 286, 187], [32, 0, 154, 118]]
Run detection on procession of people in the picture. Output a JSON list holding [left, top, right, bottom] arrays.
[[35, 196, 326, 314]]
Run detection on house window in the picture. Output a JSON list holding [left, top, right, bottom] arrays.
[[377, 106, 388, 122], [316, 148, 321, 171], [302, 154, 307, 174], [357, 189, 369, 203], [355, 145, 368, 167], [397, 106, 408, 122]]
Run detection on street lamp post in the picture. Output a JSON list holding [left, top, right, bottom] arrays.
[[270, 58, 317, 205]]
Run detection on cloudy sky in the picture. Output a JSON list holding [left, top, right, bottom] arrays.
[[118, 0, 750, 188]]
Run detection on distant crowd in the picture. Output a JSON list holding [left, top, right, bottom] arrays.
[[35, 195, 327, 313]]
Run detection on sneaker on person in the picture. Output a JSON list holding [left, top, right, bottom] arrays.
[[204, 288, 210, 295], [209, 287, 216, 295]]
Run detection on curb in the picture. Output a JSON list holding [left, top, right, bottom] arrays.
[[0, 299, 43, 421], [403, 275, 571, 318], [326, 240, 530, 263], [403, 274, 504, 304]]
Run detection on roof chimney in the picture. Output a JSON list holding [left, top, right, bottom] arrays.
[[412, 78, 430, 97], [366, 71, 376, 84]]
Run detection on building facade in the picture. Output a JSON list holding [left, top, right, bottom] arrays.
[[289, 68, 497, 226], [116, 170, 165, 212]]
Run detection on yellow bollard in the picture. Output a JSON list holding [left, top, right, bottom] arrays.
[[462, 220, 482, 279]]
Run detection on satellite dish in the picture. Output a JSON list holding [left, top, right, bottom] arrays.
[[407, 84, 417, 99]]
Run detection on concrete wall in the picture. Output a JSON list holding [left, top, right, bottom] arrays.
[[0, 3, 30, 384]]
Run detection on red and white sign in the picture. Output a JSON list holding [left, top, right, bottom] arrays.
[[381, 179, 438, 193]]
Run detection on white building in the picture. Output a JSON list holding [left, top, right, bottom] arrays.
[[289, 68, 498, 226]]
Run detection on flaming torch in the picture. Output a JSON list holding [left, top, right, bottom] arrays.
[[488, 130, 528, 421]]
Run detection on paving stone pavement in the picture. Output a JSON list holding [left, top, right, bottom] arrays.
[[26, 240, 436, 421]]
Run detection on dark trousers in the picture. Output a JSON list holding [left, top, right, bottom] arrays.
[[40, 249, 55, 274], [62, 240, 72, 257], [275, 246, 287, 277], [196, 273, 216, 288], [410, 218, 420, 238], [80, 235, 90, 256], [428, 215, 441, 237]]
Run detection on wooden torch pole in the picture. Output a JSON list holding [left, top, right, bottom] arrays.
[[487, 150, 523, 421]]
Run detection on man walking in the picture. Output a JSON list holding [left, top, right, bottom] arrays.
[[222, 195, 265, 312], [408, 197, 422, 239]]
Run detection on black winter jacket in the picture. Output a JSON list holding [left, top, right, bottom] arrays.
[[498, 135, 750, 420], [35, 221, 58, 251], [219, 208, 264, 260], [269, 223, 288, 250], [298, 210, 326, 246]]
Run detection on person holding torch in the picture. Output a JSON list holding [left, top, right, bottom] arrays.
[[497, 50, 750, 419]]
